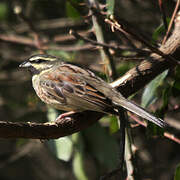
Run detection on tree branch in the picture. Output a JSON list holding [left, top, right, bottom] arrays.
[[111, 11, 180, 96], [0, 112, 103, 139]]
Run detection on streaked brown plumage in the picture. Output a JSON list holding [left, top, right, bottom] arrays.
[[19, 54, 167, 128]]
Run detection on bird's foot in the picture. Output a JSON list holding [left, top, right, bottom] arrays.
[[55, 111, 76, 123]]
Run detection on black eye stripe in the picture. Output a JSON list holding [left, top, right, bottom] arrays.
[[32, 59, 47, 63]]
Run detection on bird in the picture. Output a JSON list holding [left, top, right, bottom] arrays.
[[19, 54, 167, 128]]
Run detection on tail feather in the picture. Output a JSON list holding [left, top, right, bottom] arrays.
[[113, 96, 167, 128]]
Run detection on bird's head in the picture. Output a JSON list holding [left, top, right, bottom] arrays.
[[19, 54, 60, 75]]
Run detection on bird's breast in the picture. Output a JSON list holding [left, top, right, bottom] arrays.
[[32, 75, 49, 104]]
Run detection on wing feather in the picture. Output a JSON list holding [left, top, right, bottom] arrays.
[[39, 65, 114, 112]]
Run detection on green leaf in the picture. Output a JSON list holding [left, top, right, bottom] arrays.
[[174, 164, 180, 180], [152, 18, 170, 44], [47, 137, 73, 162], [54, 137, 73, 161], [82, 123, 119, 169], [107, 0, 115, 15], [147, 86, 170, 136], [47, 107, 58, 122], [73, 151, 88, 180], [161, 86, 171, 110], [73, 153, 88, 180], [141, 70, 168, 108], [174, 81, 180, 91], [72, 133, 88, 180], [66, 1, 81, 19], [146, 122, 164, 137], [99, 115, 119, 134], [0, 3, 8, 21], [116, 61, 135, 76], [175, 66, 180, 79], [109, 115, 119, 134]]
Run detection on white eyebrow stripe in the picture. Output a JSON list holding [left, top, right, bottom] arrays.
[[29, 56, 57, 61]]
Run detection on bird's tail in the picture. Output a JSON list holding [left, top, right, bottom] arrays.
[[78, 74, 167, 128], [112, 96, 167, 128]]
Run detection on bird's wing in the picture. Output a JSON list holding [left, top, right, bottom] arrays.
[[39, 64, 114, 112]]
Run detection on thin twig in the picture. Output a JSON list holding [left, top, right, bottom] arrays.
[[125, 128, 137, 180], [69, 29, 122, 51], [88, 0, 117, 79], [162, 0, 180, 44], [164, 132, 180, 144], [129, 114, 180, 144], [0, 34, 96, 51], [117, 108, 126, 178], [105, 17, 180, 65], [158, 0, 168, 30], [15, 18, 84, 33], [13, 3, 45, 52]]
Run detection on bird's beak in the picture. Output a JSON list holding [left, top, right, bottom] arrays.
[[19, 61, 32, 68]]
